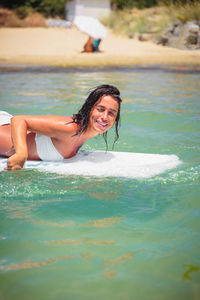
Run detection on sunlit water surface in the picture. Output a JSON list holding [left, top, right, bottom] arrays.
[[0, 68, 199, 300]]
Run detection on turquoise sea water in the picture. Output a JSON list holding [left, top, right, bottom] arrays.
[[0, 68, 199, 300]]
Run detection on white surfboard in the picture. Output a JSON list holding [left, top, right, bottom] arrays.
[[0, 150, 181, 179]]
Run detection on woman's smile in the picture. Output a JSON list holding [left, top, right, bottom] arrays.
[[95, 120, 108, 130]]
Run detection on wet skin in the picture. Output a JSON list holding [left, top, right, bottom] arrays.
[[0, 95, 119, 169]]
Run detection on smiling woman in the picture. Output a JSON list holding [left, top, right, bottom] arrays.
[[0, 84, 122, 170], [89, 95, 119, 133]]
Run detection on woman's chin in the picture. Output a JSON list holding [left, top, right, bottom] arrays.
[[95, 126, 108, 134]]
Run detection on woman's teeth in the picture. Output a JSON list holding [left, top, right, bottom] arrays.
[[97, 121, 107, 127]]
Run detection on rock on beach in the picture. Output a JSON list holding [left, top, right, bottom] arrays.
[[157, 20, 200, 50]]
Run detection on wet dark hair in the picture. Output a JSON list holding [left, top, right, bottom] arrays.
[[73, 84, 122, 149]]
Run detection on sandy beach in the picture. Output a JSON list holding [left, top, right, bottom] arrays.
[[0, 26, 200, 69]]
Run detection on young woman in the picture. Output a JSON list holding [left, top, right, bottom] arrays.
[[0, 84, 122, 171]]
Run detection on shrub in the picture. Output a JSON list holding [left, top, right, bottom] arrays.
[[170, 1, 200, 23], [0, 8, 46, 27], [15, 6, 30, 19], [102, 7, 170, 37], [111, 0, 158, 10], [0, 0, 70, 18], [36, 0, 67, 18], [0, 8, 23, 27], [103, 2, 200, 38]]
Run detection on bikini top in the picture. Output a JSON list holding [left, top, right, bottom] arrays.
[[0, 111, 65, 162], [35, 133, 63, 161]]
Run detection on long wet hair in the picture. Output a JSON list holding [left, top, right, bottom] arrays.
[[73, 84, 122, 149]]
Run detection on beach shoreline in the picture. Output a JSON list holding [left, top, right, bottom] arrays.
[[0, 63, 200, 73], [0, 27, 200, 69]]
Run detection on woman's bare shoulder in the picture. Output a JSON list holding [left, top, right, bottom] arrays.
[[50, 115, 79, 136]]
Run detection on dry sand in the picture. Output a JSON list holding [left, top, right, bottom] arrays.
[[0, 26, 200, 69]]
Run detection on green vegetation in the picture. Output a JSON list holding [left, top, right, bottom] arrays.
[[169, 1, 200, 23], [0, 0, 199, 32], [111, 0, 158, 9], [102, 7, 170, 37], [103, 1, 200, 38], [111, 0, 198, 10], [1, 0, 199, 18], [0, 0, 70, 18]]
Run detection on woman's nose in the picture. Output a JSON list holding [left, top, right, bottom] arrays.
[[101, 111, 108, 120]]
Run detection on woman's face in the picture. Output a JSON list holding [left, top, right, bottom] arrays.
[[88, 95, 119, 135]]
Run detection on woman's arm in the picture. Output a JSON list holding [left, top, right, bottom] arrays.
[[6, 115, 77, 170], [6, 116, 28, 170]]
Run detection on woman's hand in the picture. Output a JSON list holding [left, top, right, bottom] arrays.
[[5, 153, 27, 171]]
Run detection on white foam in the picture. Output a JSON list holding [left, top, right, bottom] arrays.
[[0, 150, 182, 179]]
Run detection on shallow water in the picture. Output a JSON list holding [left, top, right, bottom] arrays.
[[0, 68, 200, 300]]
